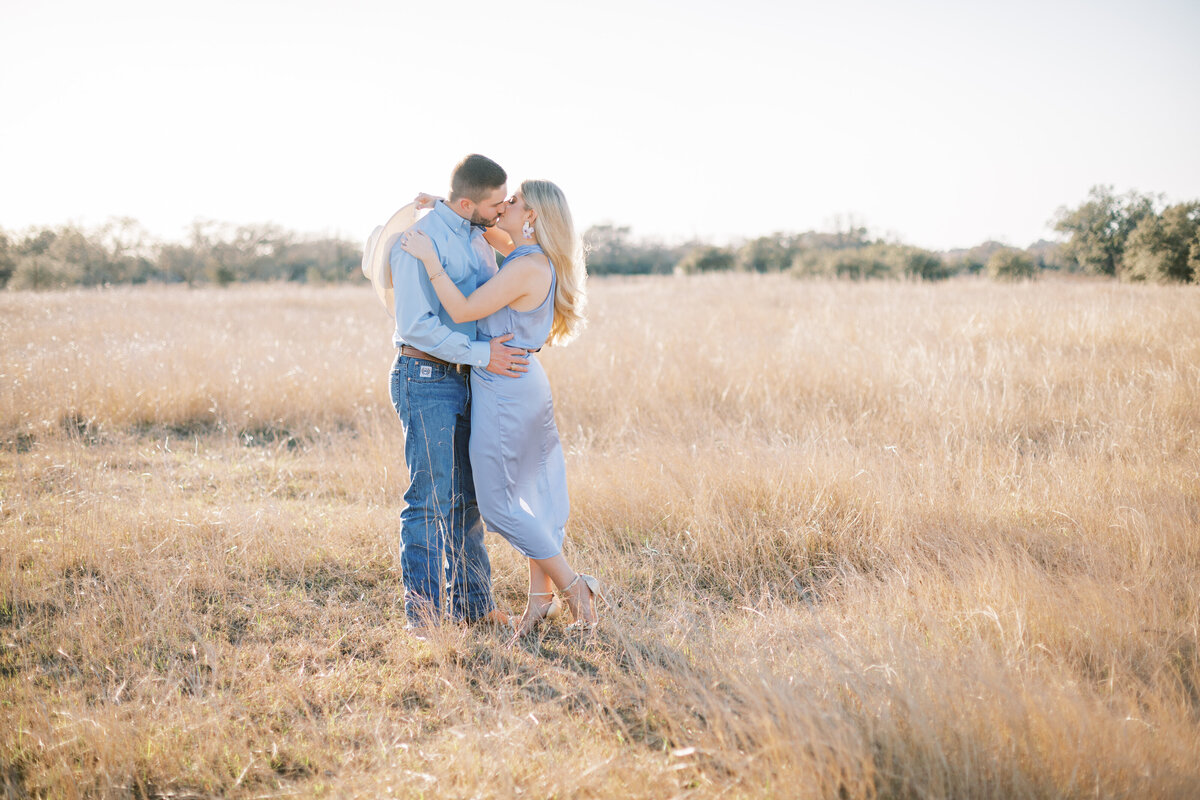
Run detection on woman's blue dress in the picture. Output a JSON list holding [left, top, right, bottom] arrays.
[[470, 244, 569, 559]]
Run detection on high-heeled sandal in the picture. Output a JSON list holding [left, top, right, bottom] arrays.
[[512, 590, 562, 637], [562, 573, 606, 632]]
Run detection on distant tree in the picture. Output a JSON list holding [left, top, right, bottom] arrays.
[[958, 256, 986, 275], [583, 224, 677, 275], [829, 248, 891, 279], [8, 228, 79, 289], [1053, 185, 1156, 276], [0, 230, 14, 287], [896, 246, 951, 280], [789, 243, 949, 280], [20, 229, 57, 257], [98, 217, 157, 283], [793, 245, 887, 279], [736, 235, 792, 272], [943, 241, 1007, 275], [45, 225, 110, 286], [987, 248, 1036, 281], [1025, 239, 1070, 272], [157, 242, 206, 285], [824, 213, 871, 249], [183, 220, 242, 285], [1122, 202, 1200, 283], [789, 250, 825, 277], [231, 223, 289, 281], [784, 222, 885, 278], [790, 228, 871, 252], [676, 245, 735, 274], [208, 222, 253, 285], [10, 254, 73, 290], [581, 224, 631, 273], [281, 238, 360, 282]]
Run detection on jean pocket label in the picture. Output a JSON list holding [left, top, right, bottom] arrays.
[[420, 365, 433, 378]]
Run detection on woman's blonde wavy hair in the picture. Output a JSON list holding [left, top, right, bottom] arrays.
[[523, 179, 587, 345]]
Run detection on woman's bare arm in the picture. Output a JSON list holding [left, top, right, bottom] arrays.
[[400, 230, 541, 323]]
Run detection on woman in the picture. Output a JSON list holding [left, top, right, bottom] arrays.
[[400, 180, 601, 639]]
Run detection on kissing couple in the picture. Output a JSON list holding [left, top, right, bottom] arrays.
[[363, 153, 602, 642]]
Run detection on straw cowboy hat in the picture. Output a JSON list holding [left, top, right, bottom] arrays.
[[361, 201, 427, 314]]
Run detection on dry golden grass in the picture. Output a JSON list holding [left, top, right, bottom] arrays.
[[2, 275, 1198, 798]]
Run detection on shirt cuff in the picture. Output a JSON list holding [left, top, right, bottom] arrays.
[[469, 340, 490, 368]]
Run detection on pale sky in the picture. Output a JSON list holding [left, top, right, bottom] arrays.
[[2, 0, 1198, 251]]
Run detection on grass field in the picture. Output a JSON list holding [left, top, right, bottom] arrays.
[[2, 275, 1199, 798]]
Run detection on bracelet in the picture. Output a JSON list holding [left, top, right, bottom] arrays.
[[428, 269, 446, 281]]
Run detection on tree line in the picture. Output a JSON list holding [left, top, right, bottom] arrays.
[[588, 224, 1060, 282], [593, 186, 1198, 283], [2, 186, 1196, 290], [0, 219, 360, 290]]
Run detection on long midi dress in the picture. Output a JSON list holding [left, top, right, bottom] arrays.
[[469, 244, 570, 559]]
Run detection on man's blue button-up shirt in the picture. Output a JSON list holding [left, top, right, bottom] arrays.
[[390, 200, 496, 367]]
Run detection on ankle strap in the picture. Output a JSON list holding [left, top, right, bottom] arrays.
[[528, 591, 555, 596], [562, 575, 582, 593]]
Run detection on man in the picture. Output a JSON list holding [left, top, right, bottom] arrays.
[[388, 154, 528, 630]]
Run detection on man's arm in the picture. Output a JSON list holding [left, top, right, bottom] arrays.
[[482, 226, 516, 257], [391, 241, 530, 375], [392, 240, 490, 367]]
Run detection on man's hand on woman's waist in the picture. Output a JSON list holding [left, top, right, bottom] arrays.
[[486, 333, 529, 377]]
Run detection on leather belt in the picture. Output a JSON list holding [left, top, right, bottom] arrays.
[[399, 345, 469, 373]]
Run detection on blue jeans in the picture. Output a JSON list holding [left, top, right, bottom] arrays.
[[389, 352, 494, 625]]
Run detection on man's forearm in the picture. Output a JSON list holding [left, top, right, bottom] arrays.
[[405, 326, 491, 367], [393, 249, 489, 367]]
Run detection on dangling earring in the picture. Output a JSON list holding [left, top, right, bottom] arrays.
[[522, 220, 535, 240]]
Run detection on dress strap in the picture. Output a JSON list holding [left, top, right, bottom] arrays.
[[506, 244, 544, 260]]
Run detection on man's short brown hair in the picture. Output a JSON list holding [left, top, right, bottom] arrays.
[[449, 154, 507, 203]]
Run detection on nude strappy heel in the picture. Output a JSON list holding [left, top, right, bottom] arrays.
[[513, 590, 561, 638], [562, 573, 605, 632]]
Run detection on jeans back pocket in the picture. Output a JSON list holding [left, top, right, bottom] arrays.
[[408, 359, 448, 383]]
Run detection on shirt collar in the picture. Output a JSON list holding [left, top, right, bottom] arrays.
[[433, 200, 474, 235]]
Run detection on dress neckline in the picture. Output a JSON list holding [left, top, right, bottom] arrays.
[[506, 244, 544, 260]]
